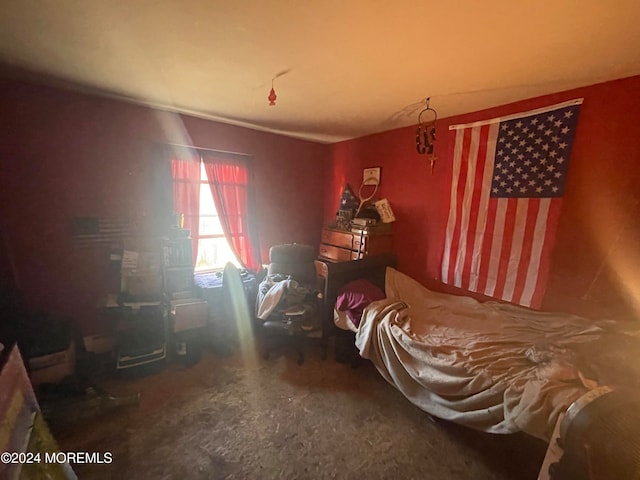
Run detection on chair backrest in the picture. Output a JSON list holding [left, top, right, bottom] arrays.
[[267, 244, 316, 286]]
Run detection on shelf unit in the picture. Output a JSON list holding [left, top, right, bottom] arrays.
[[161, 231, 208, 363], [162, 234, 194, 296], [115, 238, 166, 370]]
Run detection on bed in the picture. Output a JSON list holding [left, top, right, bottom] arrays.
[[319, 254, 640, 444]]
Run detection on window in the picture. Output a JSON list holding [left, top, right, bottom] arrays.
[[194, 162, 240, 272], [171, 150, 259, 272]]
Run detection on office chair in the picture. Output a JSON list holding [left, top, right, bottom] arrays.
[[255, 244, 325, 365]]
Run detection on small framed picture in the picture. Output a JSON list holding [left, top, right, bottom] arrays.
[[363, 167, 381, 185]]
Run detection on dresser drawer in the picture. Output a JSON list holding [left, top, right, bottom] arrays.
[[318, 243, 360, 262], [321, 229, 354, 249], [353, 234, 394, 255]]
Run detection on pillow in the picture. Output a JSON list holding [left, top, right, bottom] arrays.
[[336, 279, 385, 327]]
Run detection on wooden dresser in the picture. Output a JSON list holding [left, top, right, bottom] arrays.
[[318, 227, 393, 262]]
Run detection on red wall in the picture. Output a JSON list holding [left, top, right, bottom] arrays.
[[326, 75, 640, 320], [0, 78, 329, 334], [2, 74, 639, 337]]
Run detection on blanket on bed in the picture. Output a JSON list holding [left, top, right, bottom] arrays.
[[355, 267, 640, 441]]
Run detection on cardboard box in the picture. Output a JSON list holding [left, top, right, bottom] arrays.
[[170, 299, 208, 333], [83, 334, 116, 354], [28, 341, 76, 385]]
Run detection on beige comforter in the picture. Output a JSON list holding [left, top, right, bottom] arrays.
[[355, 268, 639, 441]]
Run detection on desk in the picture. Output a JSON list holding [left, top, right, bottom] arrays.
[[195, 271, 256, 354]]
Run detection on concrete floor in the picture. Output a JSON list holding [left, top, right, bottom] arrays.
[[46, 342, 547, 479]]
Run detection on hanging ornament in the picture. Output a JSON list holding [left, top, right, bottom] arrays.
[[415, 97, 438, 173], [266, 69, 291, 106], [416, 97, 437, 155], [268, 79, 277, 106]]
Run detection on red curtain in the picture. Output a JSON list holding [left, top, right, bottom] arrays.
[[171, 151, 201, 265], [202, 155, 261, 271]]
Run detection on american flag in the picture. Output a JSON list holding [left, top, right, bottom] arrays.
[[441, 99, 582, 308]]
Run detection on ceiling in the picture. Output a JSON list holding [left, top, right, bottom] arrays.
[[1, 0, 639, 144]]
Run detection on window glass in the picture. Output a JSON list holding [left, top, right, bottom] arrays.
[[195, 163, 240, 272], [195, 237, 239, 271]]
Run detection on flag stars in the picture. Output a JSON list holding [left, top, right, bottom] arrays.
[[491, 107, 576, 198], [564, 110, 574, 118]]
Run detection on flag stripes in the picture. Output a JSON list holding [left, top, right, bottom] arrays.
[[441, 100, 582, 308]]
